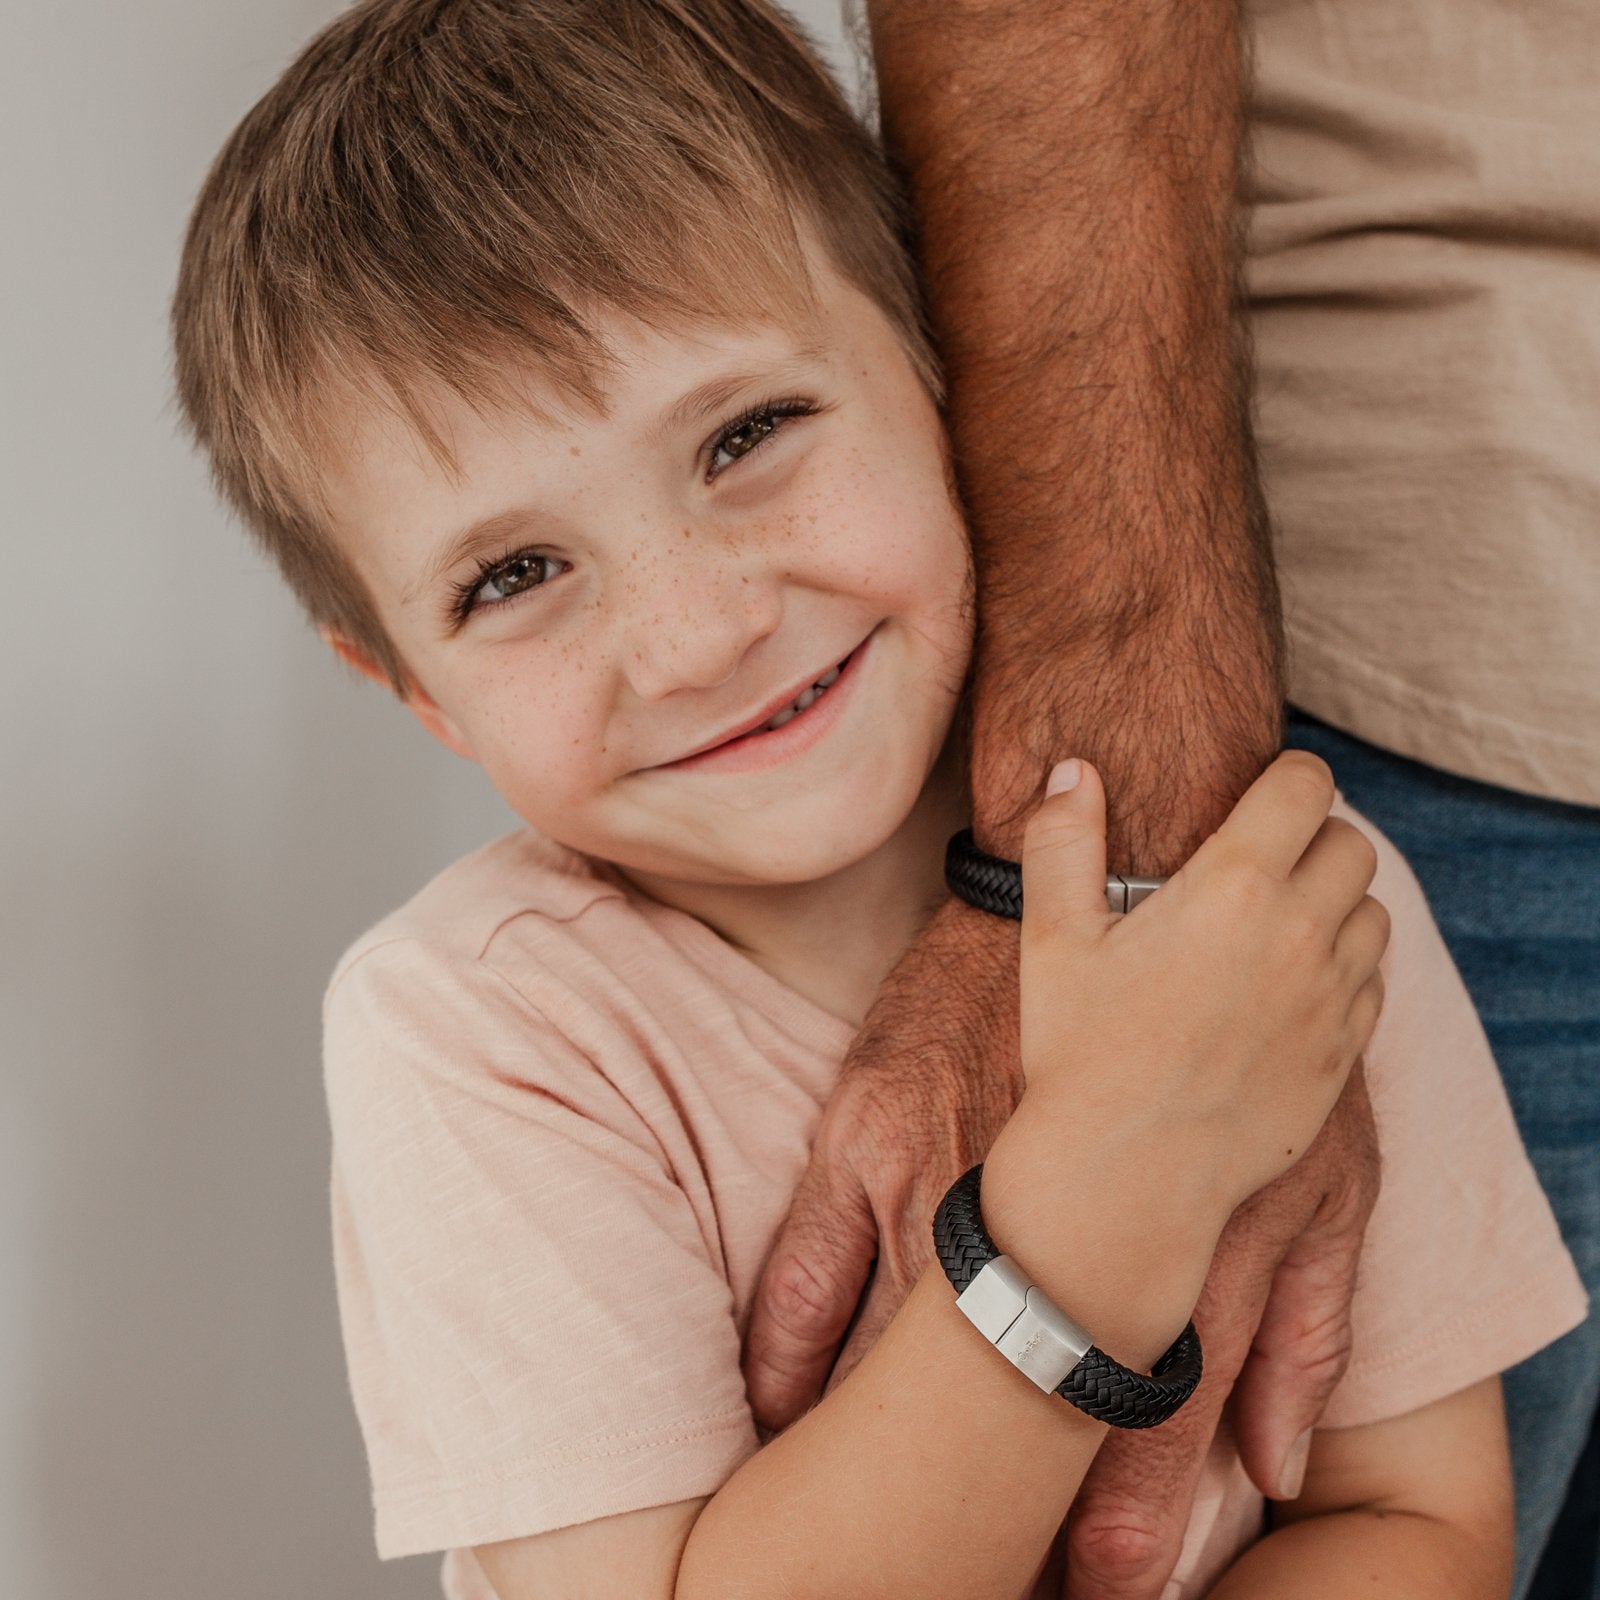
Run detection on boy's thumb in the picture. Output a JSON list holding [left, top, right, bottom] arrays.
[[1020, 759, 1110, 944]]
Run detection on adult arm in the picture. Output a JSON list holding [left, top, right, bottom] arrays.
[[743, 4, 1381, 1595], [876, 0, 1282, 862]]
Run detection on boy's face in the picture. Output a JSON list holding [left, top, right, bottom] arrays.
[[321, 261, 974, 888]]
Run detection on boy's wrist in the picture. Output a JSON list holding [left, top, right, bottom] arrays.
[[978, 1103, 1226, 1372]]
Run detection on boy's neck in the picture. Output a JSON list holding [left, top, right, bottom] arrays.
[[618, 741, 970, 1030]]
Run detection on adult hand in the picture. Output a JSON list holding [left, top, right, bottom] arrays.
[[1061, 1067, 1380, 1600], [742, 895, 1022, 1430]]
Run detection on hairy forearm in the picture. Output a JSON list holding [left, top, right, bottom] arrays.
[[1204, 1507, 1506, 1599], [869, 0, 1283, 870]]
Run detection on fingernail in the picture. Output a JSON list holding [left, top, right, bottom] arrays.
[[1046, 759, 1081, 796], [1161, 1583, 1185, 1600], [1277, 1428, 1313, 1500]]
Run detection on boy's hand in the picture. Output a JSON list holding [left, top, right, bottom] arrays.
[[1009, 752, 1386, 1221], [744, 754, 1384, 1576]]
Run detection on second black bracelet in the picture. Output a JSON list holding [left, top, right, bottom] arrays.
[[945, 829, 1166, 917]]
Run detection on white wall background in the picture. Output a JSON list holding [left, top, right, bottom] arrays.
[[1, 2, 856, 1594]]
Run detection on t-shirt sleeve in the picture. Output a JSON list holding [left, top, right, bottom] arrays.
[[323, 936, 759, 1558], [1318, 804, 1588, 1429]]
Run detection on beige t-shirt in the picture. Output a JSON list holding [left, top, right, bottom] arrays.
[[323, 806, 1585, 1599], [1247, 0, 1600, 803]]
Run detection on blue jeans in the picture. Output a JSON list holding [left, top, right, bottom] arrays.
[[1285, 710, 1600, 1600]]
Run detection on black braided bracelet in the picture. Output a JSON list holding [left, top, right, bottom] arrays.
[[944, 829, 1025, 919], [934, 1165, 1203, 1429], [946, 829, 1167, 918]]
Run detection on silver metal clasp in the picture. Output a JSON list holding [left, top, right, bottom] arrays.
[[1105, 874, 1166, 914], [956, 1256, 1094, 1393]]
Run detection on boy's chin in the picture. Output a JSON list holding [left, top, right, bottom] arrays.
[[688, 806, 915, 889]]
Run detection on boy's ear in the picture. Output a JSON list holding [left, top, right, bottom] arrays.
[[320, 627, 476, 763]]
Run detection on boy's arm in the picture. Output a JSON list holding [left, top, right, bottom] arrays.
[[744, 5, 1380, 1593], [1205, 1377, 1514, 1598], [476, 758, 1385, 1600], [479, 1256, 1199, 1600]]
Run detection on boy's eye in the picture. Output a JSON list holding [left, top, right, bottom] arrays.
[[707, 399, 816, 478], [454, 550, 561, 620]]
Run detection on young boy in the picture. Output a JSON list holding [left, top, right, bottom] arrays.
[[172, 2, 1585, 1595]]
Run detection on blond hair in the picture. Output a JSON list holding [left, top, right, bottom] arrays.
[[171, 0, 933, 686]]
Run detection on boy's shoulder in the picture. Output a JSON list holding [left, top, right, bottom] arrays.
[[327, 826, 627, 995]]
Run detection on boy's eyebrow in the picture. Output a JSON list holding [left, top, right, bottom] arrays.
[[404, 345, 831, 608], [656, 345, 829, 439], [404, 506, 543, 607]]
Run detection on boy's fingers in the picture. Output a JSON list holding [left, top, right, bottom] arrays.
[[1334, 895, 1391, 989], [1019, 759, 1112, 944], [1212, 752, 1337, 880], [1347, 969, 1386, 1056], [1289, 817, 1379, 931]]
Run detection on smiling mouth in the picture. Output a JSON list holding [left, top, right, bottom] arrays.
[[659, 639, 864, 768], [747, 658, 845, 734]]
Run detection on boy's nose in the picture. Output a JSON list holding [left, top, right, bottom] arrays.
[[617, 551, 784, 703]]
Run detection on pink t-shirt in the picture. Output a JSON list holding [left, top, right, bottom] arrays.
[[322, 802, 1586, 1598]]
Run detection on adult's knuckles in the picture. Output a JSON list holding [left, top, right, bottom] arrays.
[[813, 1092, 928, 1179], [1068, 1500, 1181, 1594], [1314, 1140, 1381, 1232], [1273, 1299, 1355, 1392], [760, 1247, 861, 1342], [1320, 1078, 1381, 1180]]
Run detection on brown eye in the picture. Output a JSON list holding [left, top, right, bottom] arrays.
[[492, 555, 548, 597], [706, 401, 815, 478], [720, 415, 776, 460], [470, 552, 557, 610]]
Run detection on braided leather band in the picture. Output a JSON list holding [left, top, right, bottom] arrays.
[[945, 829, 1025, 918], [945, 829, 1166, 917], [934, 1165, 1203, 1428]]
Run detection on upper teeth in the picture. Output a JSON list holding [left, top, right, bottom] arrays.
[[762, 661, 844, 732]]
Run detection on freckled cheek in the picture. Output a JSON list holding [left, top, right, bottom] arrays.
[[777, 460, 947, 572], [804, 493, 969, 609], [814, 443, 967, 574], [465, 672, 615, 806]]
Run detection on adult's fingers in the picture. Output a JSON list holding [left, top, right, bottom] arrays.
[[743, 1158, 879, 1432], [1064, 1221, 1281, 1600], [828, 1249, 920, 1395], [1232, 1071, 1379, 1499], [828, 1141, 965, 1388], [1210, 751, 1336, 880]]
